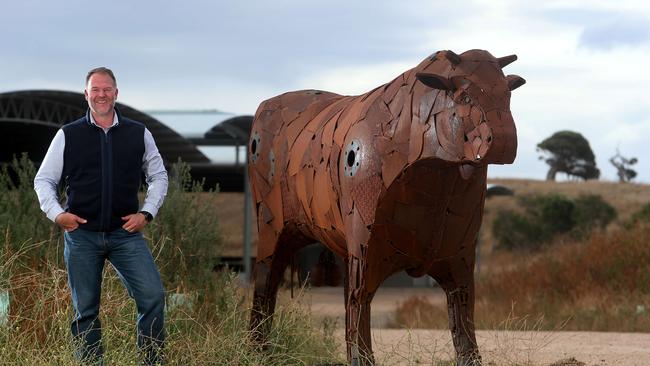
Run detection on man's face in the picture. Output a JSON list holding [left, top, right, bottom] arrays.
[[84, 72, 118, 118]]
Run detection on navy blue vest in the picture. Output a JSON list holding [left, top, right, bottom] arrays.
[[62, 109, 145, 231]]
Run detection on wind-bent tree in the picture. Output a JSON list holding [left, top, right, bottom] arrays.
[[610, 149, 638, 183], [537, 130, 600, 181]]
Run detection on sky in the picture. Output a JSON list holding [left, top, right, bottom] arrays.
[[3, 0, 650, 183]]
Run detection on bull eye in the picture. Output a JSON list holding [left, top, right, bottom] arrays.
[[343, 139, 361, 177], [250, 131, 261, 163], [461, 94, 471, 104]]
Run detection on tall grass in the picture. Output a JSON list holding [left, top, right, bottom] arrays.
[[0, 155, 343, 365], [0, 154, 60, 265], [1, 245, 343, 365], [1, 243, 343, 365]]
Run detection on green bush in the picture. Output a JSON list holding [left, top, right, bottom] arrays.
[[493, 193, 617, 250], [146, 160, 223, 298], [572, 194, 617, 238], [627, 201, 650, 228], [492, 210, 545, 251], [524, 193, 575, 234]]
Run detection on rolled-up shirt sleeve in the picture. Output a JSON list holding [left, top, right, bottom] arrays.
[[34, 129, 66, 222], [141, 128, 168, 218]]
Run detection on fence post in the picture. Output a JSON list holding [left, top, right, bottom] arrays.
[[0, 289, 9, 326]]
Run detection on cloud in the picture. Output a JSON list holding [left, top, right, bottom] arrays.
[[296, 61, 413, 96], [3, 0, 650, 182], [579, 15, 650, 50]]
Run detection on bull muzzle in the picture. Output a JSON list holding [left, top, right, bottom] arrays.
[[461, 112, 517, 165]]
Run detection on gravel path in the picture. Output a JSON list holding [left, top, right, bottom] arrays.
[[303, 287, 650, 365]]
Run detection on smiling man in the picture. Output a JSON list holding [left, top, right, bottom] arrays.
[[34, 67, 168, 365]]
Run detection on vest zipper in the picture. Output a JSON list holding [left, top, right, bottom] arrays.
[[99, 128, 113, 232]]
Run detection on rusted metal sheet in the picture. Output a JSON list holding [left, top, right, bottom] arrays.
[[248, 49, 525, 365]]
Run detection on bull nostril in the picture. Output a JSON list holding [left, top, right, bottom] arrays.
[[487, 136, 492, 143], [464, 134, 468, 142]]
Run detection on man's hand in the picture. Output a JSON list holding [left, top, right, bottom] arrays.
[[55, 212, 87, 232], [122, 213, 147, 232]]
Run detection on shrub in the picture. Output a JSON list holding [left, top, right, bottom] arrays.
[[492, 210, 545, 251], [492, 193, 617, 250], [627, 201, 650, 228], [523, 193, 575, 234], [146, 160, 223, 298], [572, 194, 617, 238]]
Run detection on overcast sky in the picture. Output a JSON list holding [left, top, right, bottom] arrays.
[[3, 0, 650, 183]]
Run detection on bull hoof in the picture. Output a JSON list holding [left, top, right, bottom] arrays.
[[457, 354, 482, 366], [350, 356, 375, 366], [349, 344, 375, 366]]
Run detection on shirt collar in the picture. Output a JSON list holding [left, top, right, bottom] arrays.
[[88, 109, 119, 130]]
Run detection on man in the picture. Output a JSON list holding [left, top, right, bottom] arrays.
[[34, 67, 168, 365]]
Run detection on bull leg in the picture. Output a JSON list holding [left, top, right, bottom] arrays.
[[431, 259, 481, 366], [345, 254, 379, 366], [249, 243, 292, 347]]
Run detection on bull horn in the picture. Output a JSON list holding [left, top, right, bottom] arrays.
[[506, 74, 526, 91], [498, 54, 517, 68], [416, 72, 455, 91], [444, 50, 462, 65]]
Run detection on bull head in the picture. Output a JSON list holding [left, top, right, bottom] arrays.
[[414, 50, 525, 173]]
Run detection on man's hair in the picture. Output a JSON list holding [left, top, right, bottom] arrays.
[[86, 67, 117, 86]]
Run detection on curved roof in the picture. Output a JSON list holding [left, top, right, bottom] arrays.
[[0, 90, 209, 164], [204, 115, 253, 144]]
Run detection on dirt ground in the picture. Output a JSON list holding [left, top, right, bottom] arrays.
[[302, 287, 650, 366]]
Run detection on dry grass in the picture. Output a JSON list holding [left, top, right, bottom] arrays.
[[391, 222, 650, 333]]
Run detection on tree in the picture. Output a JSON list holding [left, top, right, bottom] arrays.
[[609, 149, 638, 183], [537, 130, 600, 181]]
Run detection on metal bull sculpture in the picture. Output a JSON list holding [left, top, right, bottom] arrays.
[[248, 49, 525, 365]]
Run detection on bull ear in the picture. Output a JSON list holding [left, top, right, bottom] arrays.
[[498, 54, 518, 68], [416, 72, 455, 91], [506, 74, 526, 91]]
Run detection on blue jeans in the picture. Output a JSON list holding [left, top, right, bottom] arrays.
[[64, 227, 165, 365]]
